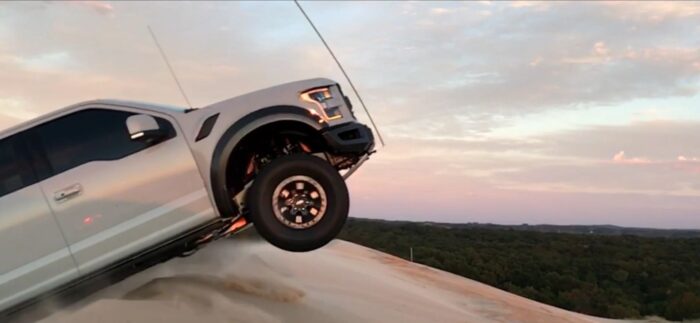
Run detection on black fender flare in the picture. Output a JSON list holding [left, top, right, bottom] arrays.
[[210, 105, 326, 217]]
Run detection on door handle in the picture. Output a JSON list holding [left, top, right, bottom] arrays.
[[54, 184, 83, 202]]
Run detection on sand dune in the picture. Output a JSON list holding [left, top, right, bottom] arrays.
[[35, 239, 623, 323]]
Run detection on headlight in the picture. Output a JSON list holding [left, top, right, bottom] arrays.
[[301, 87, 343, 121]]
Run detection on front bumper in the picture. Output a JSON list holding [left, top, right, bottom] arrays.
[[322, 122, 375, 155]]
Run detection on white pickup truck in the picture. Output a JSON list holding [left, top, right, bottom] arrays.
[[0, 78, 374, 315]]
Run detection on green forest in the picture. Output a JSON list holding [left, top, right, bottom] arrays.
[[338, 218, 700, 321]]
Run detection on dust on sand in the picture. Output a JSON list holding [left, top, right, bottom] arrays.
[[36, 239, 626, 323]]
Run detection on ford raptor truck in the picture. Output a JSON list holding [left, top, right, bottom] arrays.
[[0, 78, 374, 314]]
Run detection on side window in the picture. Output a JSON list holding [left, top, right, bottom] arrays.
[[0, 136, 36, 198], [35, 109, 175, 175]]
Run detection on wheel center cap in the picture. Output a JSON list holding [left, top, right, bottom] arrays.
[[272, 175, 328, 229]]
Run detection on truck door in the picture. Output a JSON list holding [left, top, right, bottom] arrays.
[[32, 107, 216, 274], [0, 133, 78, 310]]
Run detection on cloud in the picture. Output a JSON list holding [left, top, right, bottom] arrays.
[[478, 120, 700, 196], [0, 98, 38, 120], [76, 1, 114, 16], [430, 7, 450, 15], [0, 2, 350, 122], [294, 1, 700, 138], [602, 1, 700, 23], [351, 153, 700, 228], [675, 156, 700, 175], [593, 41, 609, 56], [5, 1, 697, 137], [678, 155, 700, 162], [510, 1, 550, 10], [611, 151, 651, 164], [535, 120, 700, 161], [0, 98, 37, 131], [488, 158, 700, 197], [377, 118, 700, 202], [529, 56, 543, 66]]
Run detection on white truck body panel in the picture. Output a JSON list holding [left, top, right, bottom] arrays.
[[0, 78, 369, 312]]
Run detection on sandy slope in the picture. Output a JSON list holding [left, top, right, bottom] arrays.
[[36, 239, 619, 323]]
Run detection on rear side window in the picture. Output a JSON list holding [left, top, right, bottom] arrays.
[[0, 136, 36, 198], [35, 109, 175, 175]]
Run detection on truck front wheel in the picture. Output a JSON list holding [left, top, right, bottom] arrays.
[[246, 154, 349, 252]]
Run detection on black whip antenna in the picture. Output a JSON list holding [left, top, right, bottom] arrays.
[[148, 25, 194, 110], [294, 0, 385, 147]]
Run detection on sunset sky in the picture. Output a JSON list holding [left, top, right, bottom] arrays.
[[1, 1, 699, 228]]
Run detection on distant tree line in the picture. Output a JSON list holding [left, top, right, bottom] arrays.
[[338, 218, 700, 321]]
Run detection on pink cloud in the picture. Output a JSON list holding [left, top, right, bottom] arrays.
[[593, 42, 610, 56], [611, 150, 651, 164], [610, 152, 700, 174], [510, 1, 550, 10], [77, 1, 114, 15], [678, 155, 700, 162], [603, 2, 700, 23], [564, 45, 699, 67], [676, 156, 700, 174]]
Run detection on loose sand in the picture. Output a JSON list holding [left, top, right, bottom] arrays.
[[34, 239, 630, 323]]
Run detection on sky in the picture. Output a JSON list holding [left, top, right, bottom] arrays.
[[1, 1, 699, 228]]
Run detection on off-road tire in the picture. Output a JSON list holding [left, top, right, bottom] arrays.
[[247, 154, 349, 252]]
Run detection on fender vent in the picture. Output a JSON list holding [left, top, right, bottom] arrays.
[[196, 113, 219, 141]]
